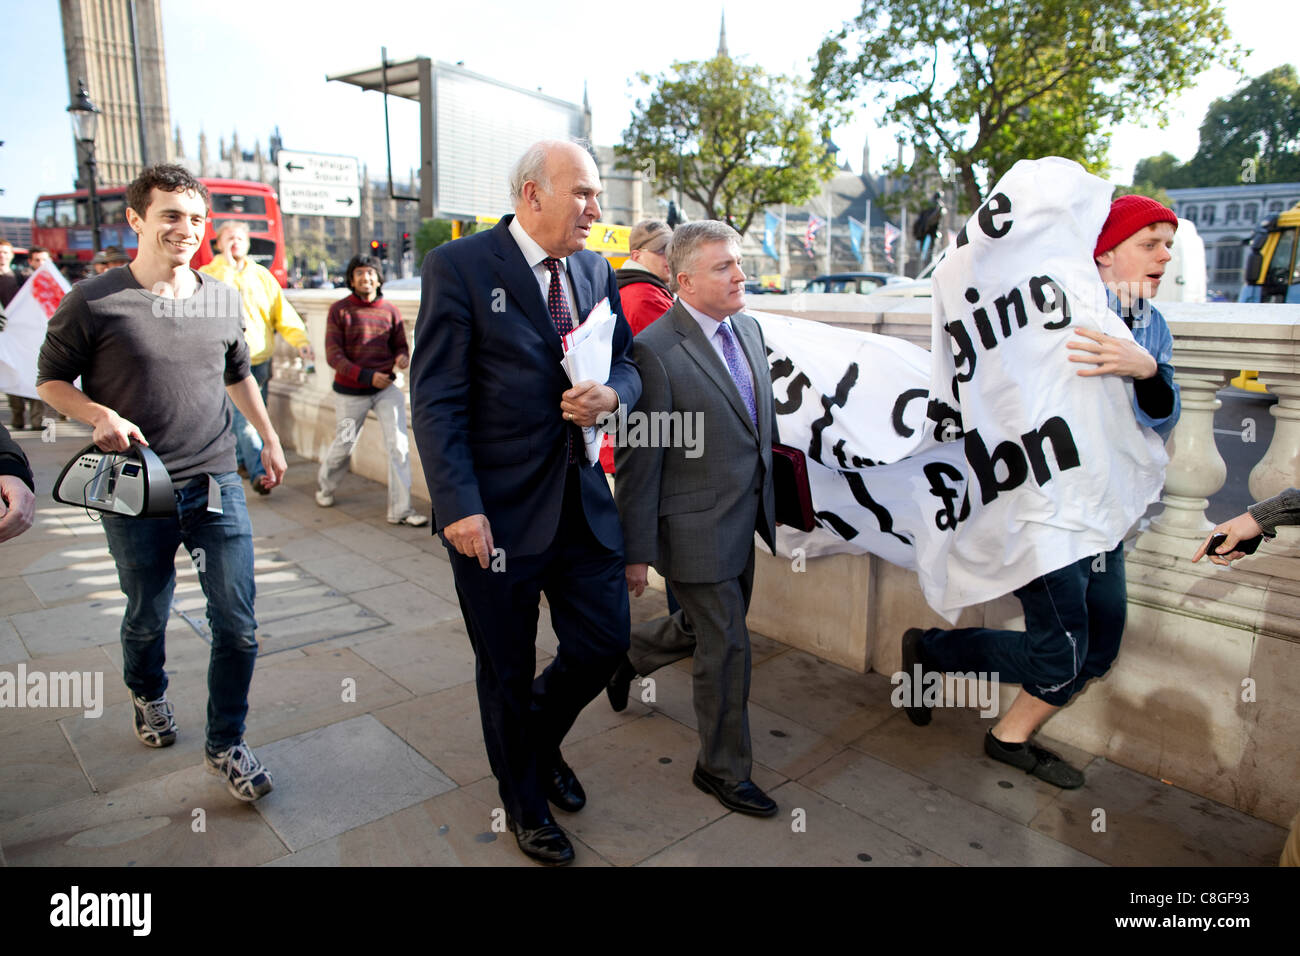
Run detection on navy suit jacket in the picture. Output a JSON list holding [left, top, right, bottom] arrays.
[[411, 215, 642, 558]]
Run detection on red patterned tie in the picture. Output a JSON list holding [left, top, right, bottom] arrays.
[[542, 257, 574, 337], [543, 257, 579, 464]]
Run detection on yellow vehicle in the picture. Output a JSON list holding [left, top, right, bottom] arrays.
[[1240, 201, 1300, 305]]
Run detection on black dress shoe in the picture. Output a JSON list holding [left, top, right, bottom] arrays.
[[545, 757, 587, 813], [605, 656, 636, 713], [691, 766, 778, 817], [507, 813, 575, 866]]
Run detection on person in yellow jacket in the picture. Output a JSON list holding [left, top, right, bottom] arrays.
[[201, 221, 313, 494]]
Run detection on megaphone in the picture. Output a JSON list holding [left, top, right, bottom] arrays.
[[53, 442, 176, 518]]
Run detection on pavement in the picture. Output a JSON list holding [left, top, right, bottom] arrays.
[[0, 418, 1287, 867]]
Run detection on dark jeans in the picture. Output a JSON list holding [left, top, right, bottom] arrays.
[[447, 469, 630, 825], [100, 471, 259, 749], [919, 544, 1126, 708], [231, 361, 272, 481]]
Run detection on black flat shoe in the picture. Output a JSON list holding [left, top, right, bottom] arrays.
[[507, 813, 575, 866], [605, 656, 636, 713], [546, 757, 587, 813], [691, 765, 778, 817]]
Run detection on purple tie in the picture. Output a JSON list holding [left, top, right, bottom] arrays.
[[716, 322, 758, 429], [543, 257, 579, 463]]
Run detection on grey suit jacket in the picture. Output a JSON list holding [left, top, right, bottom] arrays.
[[614, 301, 777, 584]]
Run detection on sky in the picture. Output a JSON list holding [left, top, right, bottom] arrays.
[[0, 0, 1292, 219]]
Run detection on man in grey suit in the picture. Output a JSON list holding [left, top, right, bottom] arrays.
[[608, 220, 779, 816]]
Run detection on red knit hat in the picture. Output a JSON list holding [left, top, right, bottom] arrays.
[[1093, 194, 1178, 259]]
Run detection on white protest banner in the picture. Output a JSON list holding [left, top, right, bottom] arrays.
[[756, 157, 1169, 621], [0, 262, 72, 399]]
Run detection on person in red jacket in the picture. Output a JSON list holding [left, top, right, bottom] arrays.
[[315, 256, 428, 527], [615, 220, 674, 335], [602, 220, 677, 475]]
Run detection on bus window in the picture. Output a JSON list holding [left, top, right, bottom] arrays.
[[100, 197, 126, 224], [211, 194, 267, 216], [248, 237, 277, 270], [54, 198, 79, 226], [35, 200, 55, 227]]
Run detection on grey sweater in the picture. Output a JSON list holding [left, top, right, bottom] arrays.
[[1248, 488, 1300, 536], [37, 267, 251, 482]]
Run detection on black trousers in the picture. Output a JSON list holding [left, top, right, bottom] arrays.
[[447, 470, 630, 825]]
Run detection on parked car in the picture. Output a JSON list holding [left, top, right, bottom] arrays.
[[802, 272, 907, 294]]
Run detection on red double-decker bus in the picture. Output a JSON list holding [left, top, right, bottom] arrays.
[[32, 177, 288, 286]]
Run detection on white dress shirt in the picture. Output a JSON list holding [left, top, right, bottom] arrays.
[[509, 216, 579, 324], [679, 298, 755, 399]]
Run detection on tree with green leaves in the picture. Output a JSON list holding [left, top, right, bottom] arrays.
[[1134, 66, 1300, 188], [811, 0, 1239, 211], [617, 55, 835, 235], [415, 219, 454, 263]]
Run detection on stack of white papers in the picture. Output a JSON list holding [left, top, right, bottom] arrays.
[[559, 297, 616, 465]]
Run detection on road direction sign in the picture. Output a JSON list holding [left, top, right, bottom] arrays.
[[278, 149, 360, 187], [277, 149, 361, 217], [280, 182, 361, 218]]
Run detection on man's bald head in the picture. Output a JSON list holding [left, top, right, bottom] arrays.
[[511, 140, 603, 259]]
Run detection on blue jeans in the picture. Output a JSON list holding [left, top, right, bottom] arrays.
[[919, 545, 1126, 708], [231, 361, 272, 482], [100, 471, 259, 750]]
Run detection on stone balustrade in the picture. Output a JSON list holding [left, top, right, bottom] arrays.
[[276, 288, 1300, 827]]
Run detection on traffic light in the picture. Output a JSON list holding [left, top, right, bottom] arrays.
[[369, 239, 380, 255], [401, 232, 411, 256], [379, 241, 389, 260]]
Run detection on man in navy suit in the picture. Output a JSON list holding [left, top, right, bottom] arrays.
[[411, 140, 640, 865]]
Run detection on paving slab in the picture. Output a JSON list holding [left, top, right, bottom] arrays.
[[319, 521, 423, 563], [0, 718, 95, 823], [253, 602, 390, 655], [850, 706, 1096, 826], [296, 553, 405, 594], [0, 535, 108, 579], [374, 682, 491, 786], [264, 787, 610, 867], [642, 780, 954, 867], [1029, 758, 1288, 867], [747, 651, 896, 744], [238, 647, 413, 745], [22, 562, 139, 607], [349, 618, 476, 696], [8, 597, 129, 658], [0, 761, 288, 866], [0, 576, 43, 616], [252, 713, 456, 852], [266, 531, 358, 564], [0, 620, 26, 665], [348, 580, 462, 631], [0, 645, 123, 734], [801, 748, 1105, 866], [379, 551, 459, 604]]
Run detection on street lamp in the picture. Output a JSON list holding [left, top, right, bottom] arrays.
[[68, 78, 102, 254], [669, 120, 689, 227]]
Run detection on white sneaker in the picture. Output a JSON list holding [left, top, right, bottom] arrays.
[[204, 740, 274, 802], [388, 512, 429, 527], [315, 490, 334, 507]]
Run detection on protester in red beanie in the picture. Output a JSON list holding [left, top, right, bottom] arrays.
[[896, 193, 1181, 790]]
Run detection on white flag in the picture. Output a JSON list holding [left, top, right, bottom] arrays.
[[0, 262, 71, 399]]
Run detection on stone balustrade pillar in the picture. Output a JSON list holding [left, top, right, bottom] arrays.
[[1149, 367, 1229, 539]]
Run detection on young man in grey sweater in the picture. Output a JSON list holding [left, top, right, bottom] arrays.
[[37, 164, 286, 802]]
